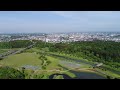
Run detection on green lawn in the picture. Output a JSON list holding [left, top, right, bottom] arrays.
[[95, 68, 120, 78], [46, 56, 61, 70], [48, 52, 94, 65], [0, 52, 42, 68], [0, 49, 10, 54], [0, 48, 24, 54], [25, 48, 40, 53]]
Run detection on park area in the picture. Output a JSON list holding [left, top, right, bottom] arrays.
[[0, 48, 108, 79]]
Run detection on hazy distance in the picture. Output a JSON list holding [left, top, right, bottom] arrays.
[[0, 11, 120, 33]]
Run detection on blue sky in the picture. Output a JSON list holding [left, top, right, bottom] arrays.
[[0, 11, 120, 33]]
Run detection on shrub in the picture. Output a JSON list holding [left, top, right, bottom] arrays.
[[0, 57, 3, 60], [42, 66, 46, 70], [0, 66, 25, 79]]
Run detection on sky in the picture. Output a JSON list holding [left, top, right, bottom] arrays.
[[0, 11, 120, 33]]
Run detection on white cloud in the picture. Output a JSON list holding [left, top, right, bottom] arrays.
[[52, 11, 85, 19]]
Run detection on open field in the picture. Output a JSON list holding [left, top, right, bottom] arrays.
[[0, 52, 42, 69], [0, 51, 76, 78], [48, 52, 94, 65], [0, 49, 10, 54]]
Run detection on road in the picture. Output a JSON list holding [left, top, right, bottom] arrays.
[[0, 42, 36, 59]]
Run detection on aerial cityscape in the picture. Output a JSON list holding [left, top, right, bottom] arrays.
[[0, 11, 120, 79], [0, 32, 120, 43]]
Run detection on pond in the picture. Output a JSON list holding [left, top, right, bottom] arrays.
[[69, 70, 106, 79], [50, 65, 106, 79], [49, 71, 106, 79]]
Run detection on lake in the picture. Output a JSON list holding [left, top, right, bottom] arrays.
[[49, 71, 106, 79]]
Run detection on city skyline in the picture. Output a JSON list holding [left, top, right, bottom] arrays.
[[0, 11, 120, 33]]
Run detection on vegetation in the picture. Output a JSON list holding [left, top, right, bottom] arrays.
[[0, 40, 120, 79], [53, 75, 64, 79], [0, 53, 42, 68], [35, 40, 120, 71], [37, 48, 51, 69], [0, 40, 33, 49], [0, 66, 25, 79], [0, 49, 10, 54]]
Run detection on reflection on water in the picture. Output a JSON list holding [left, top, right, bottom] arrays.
[[49, 71, 106, 79], [49, 74, 72, 79], [69, 70, 106, 79], [50, 65, 106, 79]]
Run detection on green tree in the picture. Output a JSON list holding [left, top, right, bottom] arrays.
[[0, 66, 25, 79]]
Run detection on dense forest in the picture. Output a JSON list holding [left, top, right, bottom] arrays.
[[35, 40, 120, 70], [0, 40, 33, 49]]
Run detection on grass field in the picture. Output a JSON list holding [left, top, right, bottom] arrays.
[[95, 68, 120, 78], [0, 52, 42, 68], [25, 48, 40, 53], [0, 49, 10, 54], [0, 51, 73, 67], [48, 52, 94, 65], [46, 56, 61, 69], [0, 48, 24, 54]]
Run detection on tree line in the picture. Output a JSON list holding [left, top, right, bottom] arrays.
[[34, 40, 120, 70], [0, 40, 33, 49]]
